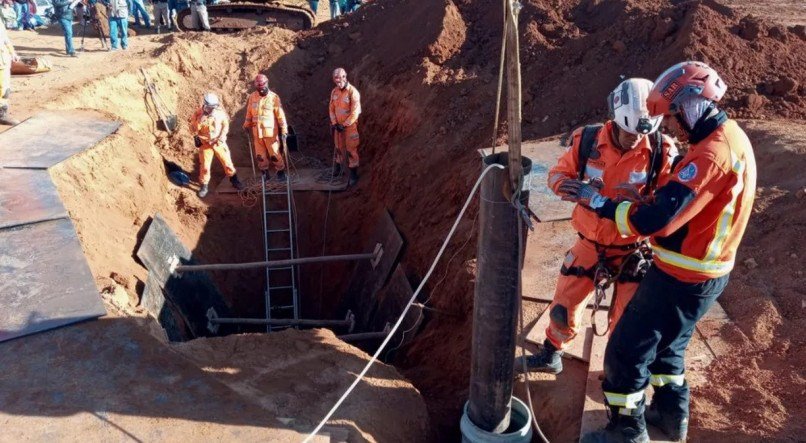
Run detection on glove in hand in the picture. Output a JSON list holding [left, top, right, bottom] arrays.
[[560, 179, 608, 208], [193, 135, 202, 148], [335, 124, 345, 132]]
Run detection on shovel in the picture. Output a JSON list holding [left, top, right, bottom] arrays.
[[140, 68, 178, 133]]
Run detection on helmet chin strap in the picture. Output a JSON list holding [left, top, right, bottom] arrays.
[[258, 86, 269, 96]]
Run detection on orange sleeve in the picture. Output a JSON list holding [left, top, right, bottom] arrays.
[[243, 95, 253, 128], [188, 109, 201, 135], [344, 87, 361, 126], [547, 129, 582, 194], [274, 95, 288, 134]]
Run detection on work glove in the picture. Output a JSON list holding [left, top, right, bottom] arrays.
[[614, 183, 650, 204], [193, 135, 202, 148], [560, 178, 609, 209], [335, 123, 345, 132]]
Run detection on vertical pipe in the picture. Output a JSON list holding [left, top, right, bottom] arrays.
[[467, 152, 531, 433]]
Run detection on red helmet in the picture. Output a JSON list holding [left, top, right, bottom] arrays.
[[647, 61, 727, 117], [254, 74, 269, 88]]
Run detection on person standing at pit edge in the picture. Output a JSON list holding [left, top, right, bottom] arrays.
[[516, 78, 677, 375], [568, 62, 757, 443], [190, 92, 244, 198], [243, 73, 289, 182], [0, 20, 19, 125], [329, 67, 361, 186], [104, 0, 129, 50]]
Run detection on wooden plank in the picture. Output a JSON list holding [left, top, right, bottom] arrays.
[[0, 111, 120, 169], [579, 328, 609, 440], [525, 306, 594, 363], [480, 138, 575, 222], [215, 166, 348, 194], [0, 218, 106, 342], [0, 168, 68, 229]]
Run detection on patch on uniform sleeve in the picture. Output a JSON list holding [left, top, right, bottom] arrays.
[[677, 163, 698, 182], [563, 251, 575, 267]]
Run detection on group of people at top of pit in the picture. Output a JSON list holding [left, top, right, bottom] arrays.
[[308, 0, 363, 20], [517, 61, 757, 443], [189, 67, 361, 198]]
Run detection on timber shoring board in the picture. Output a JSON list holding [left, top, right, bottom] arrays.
[[480, 138, 575, 222], [0, 111, 121, 169], [216, 166, 348, 193], [0, 218, 106, 342], [579, 328, 609, 440], [142, 272, 193, 342], [341, 209, 404, 330], [0, 168, 68, 229], [525, 306, 594, 363], [136, 213, 232, 338]]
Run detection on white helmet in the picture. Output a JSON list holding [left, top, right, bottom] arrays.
[[608, 78, 662, 135], [203, 92, 220, 108]]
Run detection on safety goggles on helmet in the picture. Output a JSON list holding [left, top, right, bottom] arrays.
[[608, 78, 662, 135]]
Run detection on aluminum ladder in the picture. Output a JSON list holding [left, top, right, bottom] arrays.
[[261, 173, 299, 331]]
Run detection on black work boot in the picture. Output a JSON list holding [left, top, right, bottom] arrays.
[[348, 167, 359, 186], [332, 163, 342, 177], [261, 170, 271, 181], [581, 402, 649, 443], [230, 174, 244, 191], [0, 105, 19, 126], [515, 339, 563, 374], [197, 184, 209, 198], [276, 170, 287, 182], [646, 382, 689, 441]]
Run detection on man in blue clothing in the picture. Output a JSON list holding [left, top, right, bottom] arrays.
[[105, 0, 128, 50], [128, 0, 150, 27], [51, 0, 77, 56]]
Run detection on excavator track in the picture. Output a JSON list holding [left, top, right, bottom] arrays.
[[177, 1, 315, 32]]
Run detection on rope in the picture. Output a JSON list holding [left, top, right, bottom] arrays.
[[303, 163, 505, 442], [490, 0, 507, 156]]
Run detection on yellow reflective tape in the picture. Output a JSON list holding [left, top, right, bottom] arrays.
[[615, 202, 634, 237], [604, 390, 645, 409], [704, 157, 745, 261], [652, 245, 734, 276], [649, 373, 685, 387]]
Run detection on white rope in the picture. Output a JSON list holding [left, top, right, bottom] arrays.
[[303, 163, 505, 442]]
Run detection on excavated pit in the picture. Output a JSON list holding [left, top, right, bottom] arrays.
[[32, 0, 806, 440]]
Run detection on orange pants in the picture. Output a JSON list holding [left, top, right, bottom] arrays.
[[198, 142, 236, 185], [545, 238, 639, 350], [253, 135, 285, 172], [334, 124, 359, 168]]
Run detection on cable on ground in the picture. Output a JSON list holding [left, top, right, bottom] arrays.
[[303, 163, 506, 442]]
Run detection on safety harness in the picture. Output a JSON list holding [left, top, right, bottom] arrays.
[[569, 124, 664, 336]]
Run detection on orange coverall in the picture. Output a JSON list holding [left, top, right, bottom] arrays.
[[544, 121, 676, 349], [189, 107, 236, 185], [329, 83, 361, 168], [243, 90, 288, 173]]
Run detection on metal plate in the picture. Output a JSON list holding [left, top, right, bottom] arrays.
[[136, 213, 231, 338], [0, 218, 106, 342], [0, 168, 68, 229], [0, 111, 121, 169], [215, 166, 348, 194], [480, 138, 575, 222], [142, 272, 192, 342], [342, 209, 404, 330], [372, 264, 422, 349]]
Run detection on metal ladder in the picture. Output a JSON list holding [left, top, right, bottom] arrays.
[[261, 174, 299, 332]]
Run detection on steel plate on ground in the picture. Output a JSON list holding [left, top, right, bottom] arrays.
[[480, 138, 575, 222], [136, 213, 232, 338], [0, 168, 68, 229], [142, 272, 192, 342], [0, 218, 106, 342], [0, 111, 121, 169]]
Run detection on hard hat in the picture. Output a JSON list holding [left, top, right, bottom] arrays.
[[608, 78, 662, 135], [647, 61, 727, 117], [254, 74, 269, 88], [203, 92, 220, 107]]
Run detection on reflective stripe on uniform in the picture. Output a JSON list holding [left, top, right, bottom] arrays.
[[615, 201, 634, 237], [652, 245, 734, 275], [704, 153, 745, 261], [649, 373, 685, 387], [604, 390, 645, 409]]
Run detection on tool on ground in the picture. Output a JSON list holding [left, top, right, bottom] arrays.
[[78, 2, 107, 51], [245, 131, 256, 177], [140, 68, 178, 133], [10, 57, 52, 75], [168, 170, 190, 187]]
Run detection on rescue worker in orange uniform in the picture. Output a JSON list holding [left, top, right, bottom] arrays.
[[0, 20, 20, 126], [329, 67, 362, 186], [243, 73, 289, 181], [518, 78, 677, 375], [574, 62, 757, 443], [189, 92, 243, 198]]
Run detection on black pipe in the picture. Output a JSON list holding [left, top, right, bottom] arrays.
[[467, 152, 531, 433]]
